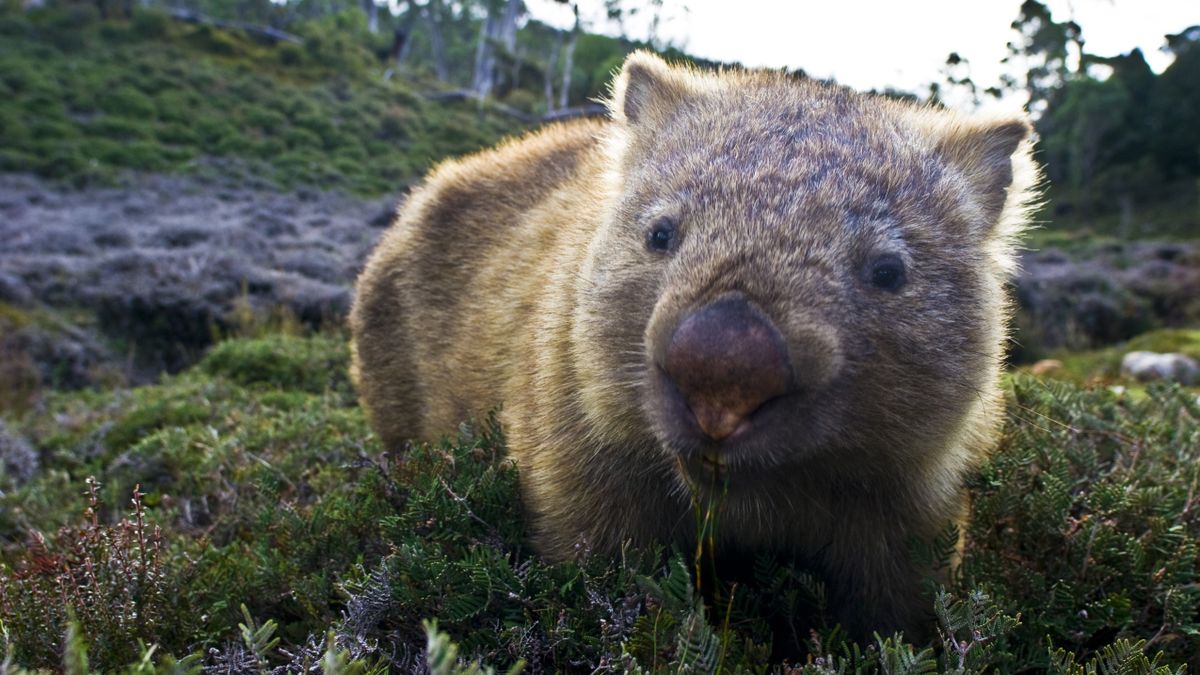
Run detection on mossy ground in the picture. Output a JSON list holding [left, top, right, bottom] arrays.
[[1, 331, 1198, 672], [0, 5, 525, 194], [1022, 328, 1200, 387]]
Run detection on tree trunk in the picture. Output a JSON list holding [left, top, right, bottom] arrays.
[[473, 0, 522, 99], [388, 1, 416, 67], [426, 0, 449, 82], [498, 0, 521, 53], [509, 44, 525, 93], [646, 0, 663, 48], [472, 10, 498, 97], [362, 0, 378, 34], [559, 4, 579, 110], [544, 33, 562, 112]]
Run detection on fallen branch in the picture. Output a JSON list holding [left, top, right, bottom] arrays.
[[420, 89, 535, 124], [541, 103, 607, 122], [165, 7, 303, 45]]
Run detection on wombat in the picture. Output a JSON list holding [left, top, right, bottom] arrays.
[[350, 51, 1040, 639]]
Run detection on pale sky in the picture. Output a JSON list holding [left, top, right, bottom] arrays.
[[526, 0, 1197, 107]]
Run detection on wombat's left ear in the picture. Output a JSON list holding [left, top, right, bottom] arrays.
[[935, 116, 1033, 225], [609, 51, 692, 128]]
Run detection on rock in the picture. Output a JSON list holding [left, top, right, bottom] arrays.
[[1120, 351, 1199, 385], [1030, 359, 1064, 376]]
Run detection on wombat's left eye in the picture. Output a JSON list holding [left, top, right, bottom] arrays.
[[869, 256, 907, 292], [646, 217, 676, 253]]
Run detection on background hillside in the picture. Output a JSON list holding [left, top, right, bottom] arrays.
[[0, 0, 1198, 672]]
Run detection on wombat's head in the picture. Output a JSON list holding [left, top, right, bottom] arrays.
[[574, 52, 1039, 493]]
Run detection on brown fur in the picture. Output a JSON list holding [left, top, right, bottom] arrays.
[[350, 51, 1040, 639]]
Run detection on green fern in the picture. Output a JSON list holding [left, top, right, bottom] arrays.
[[1049, 639, 1185, 675], [238, 604, 281, 670], [874, 633, 937, 675], [62, 619, 89, 675], [672, 610, 721, 674], [423, 620, 524, 675]]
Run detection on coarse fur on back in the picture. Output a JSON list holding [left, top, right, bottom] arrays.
[[349, 50, 1041, 640]]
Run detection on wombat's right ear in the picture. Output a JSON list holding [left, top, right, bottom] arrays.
[[609, 51, 690, 127], [931, 114, 1037, 230]]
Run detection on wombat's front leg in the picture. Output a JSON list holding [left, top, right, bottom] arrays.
[[820, 523, 938, 644]]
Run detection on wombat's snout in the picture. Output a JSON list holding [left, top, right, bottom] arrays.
[[663, 296, 792, 442]]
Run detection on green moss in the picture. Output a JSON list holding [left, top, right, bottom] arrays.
[[198, 333, 350, 395], [101, 388, 215, 452]]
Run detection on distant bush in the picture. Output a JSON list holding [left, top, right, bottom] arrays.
[[155, 121, 201, 145], [28, 116, 76, 141], [0, 14, 32, 38], [37, 4, 100, 51], [130, 8, 170, 39], [282, 126, 323, 150], [40, 143, 89, 177], [87, 115, 153, 140], [186, 23, 247, 57], [97, 86, 157, 119]]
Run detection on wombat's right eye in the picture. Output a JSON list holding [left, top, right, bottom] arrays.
[[647, 218, 676, 253], [869, 255, 907, 292]]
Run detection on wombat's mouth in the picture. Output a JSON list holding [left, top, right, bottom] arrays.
[[648, 364, 799, 482]]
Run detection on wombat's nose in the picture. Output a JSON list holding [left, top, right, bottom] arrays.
[[663, 296, 791, 442]]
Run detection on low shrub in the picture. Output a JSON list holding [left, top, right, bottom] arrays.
[[97, 86, 157, 120], [198, 333, 350, 394]]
